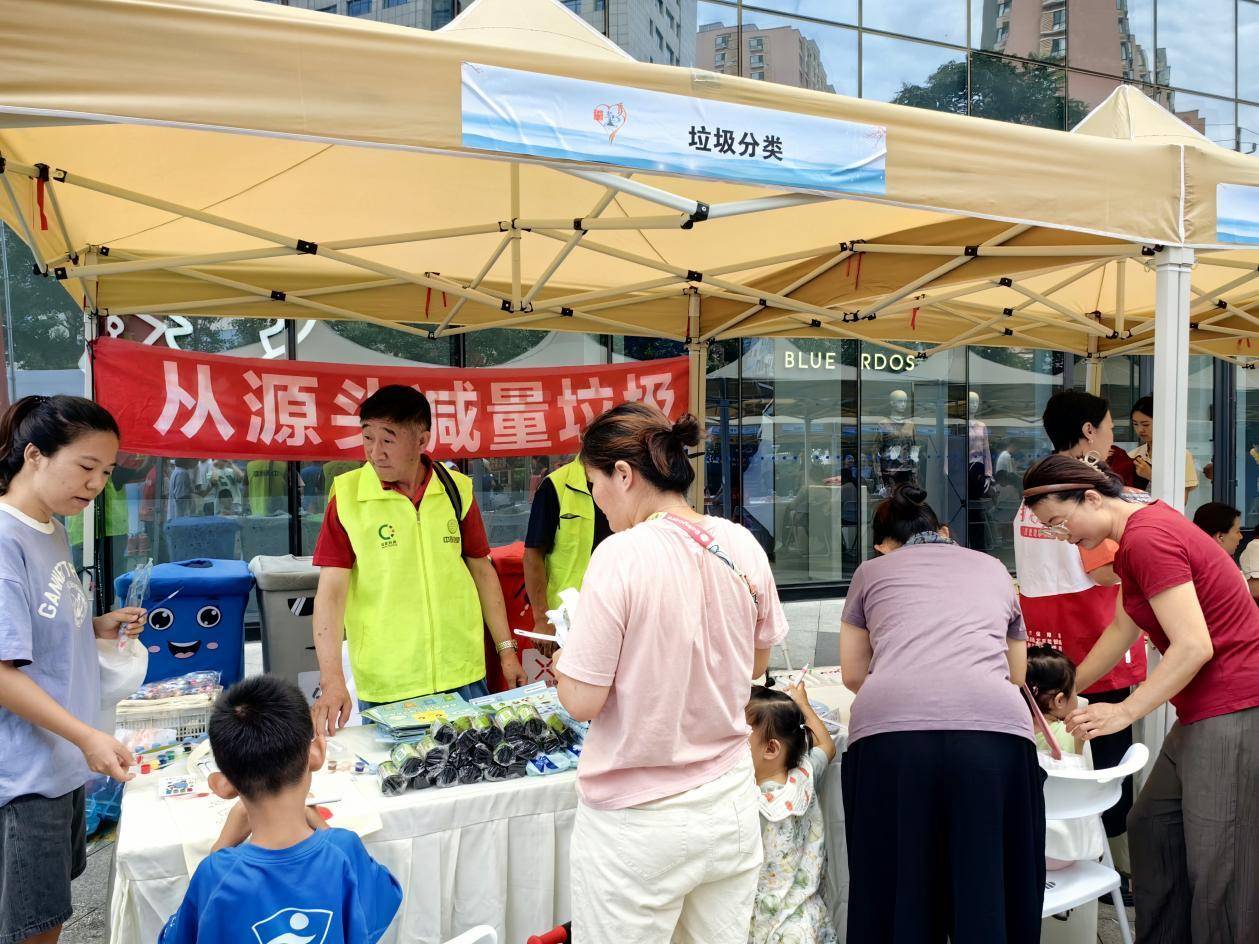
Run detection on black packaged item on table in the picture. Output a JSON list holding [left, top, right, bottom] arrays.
[[409, 772, 430, 791], [415, 735, 446, 771], [538, 734, 563, 755], [507, 735, 536, 759], [428, 765, 459, 789], [429, 717, 457, 746], [470, 741, 494, 768], [469, 712, 495, 745], [508, 761, 528, 778], [545, 713, 571, 743], [483, 763, 511, 782], [494, 704, 524, 739], [491, 740, 516, 767], [377, 760, 407, 797], [456, 762, 482, 785], [390, 742, 425, 779], [451, 714, 478, 748], [516, 704, 547, 739]]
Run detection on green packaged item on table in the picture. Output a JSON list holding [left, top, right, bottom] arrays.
[[451, 714, 477, 748], [469, 713, 495, 745], [390, 742, 425, 778], [494, 705, 524, 738], [430, 718, 457, 745], [517, 704, 547, 739], [377, 760, 407, 797], [545, 713, 569, 740], [415, 735, 446, 772]]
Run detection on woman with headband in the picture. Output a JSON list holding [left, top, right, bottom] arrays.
[[1022, 453, 1259, 944]]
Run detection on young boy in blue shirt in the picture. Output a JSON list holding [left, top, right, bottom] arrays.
[[159, 675, 402, 944]]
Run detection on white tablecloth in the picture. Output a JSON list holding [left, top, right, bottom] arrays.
[[110, 682, 857, 944]]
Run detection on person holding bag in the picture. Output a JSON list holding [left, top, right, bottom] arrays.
[[555, 402, 789, 944], [0, 395, 146, 944]]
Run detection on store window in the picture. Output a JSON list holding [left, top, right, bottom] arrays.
[[1069, 0, 1152, 78], [1155, 0, 1234, 98], [857, 342, 958, 558], [1166, 90, 1237, 150], [970, 54, 1082, 130], [726, 337, 858, 585], [737, 13, 856, 96], [746, 0, 856, 27], [862, 33, 967, 114], [968, 347, 1063, 569], [1236, 366, 1259, 526], [863, 0, 965, 46]]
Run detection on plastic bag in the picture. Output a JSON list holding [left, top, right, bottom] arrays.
[[95, 636, 148, 733]]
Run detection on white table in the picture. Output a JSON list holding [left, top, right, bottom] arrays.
[[110, 681, 857, 944], [109, 762, 578, 944]]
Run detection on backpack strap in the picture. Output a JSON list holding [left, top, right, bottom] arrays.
[[430, 459, 464, 522]]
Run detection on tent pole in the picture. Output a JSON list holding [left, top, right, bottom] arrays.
[[1153, 244, 1195, 486], [700, 249, 852, 342], [1116, 260, 1127, 338], [1145, 245, 1195, 762], [687, 290, 706, 514], [523, 188, 618, 308], [81, 308, 97, 598], [560, 168, 698, 213], [1001, 281, 1114, 337], [510, 164, 522, 312], [437, 233, 513, 333]]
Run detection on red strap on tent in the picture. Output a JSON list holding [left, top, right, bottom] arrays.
[[34, 178, 49, 231], [424, 286, 431, 317], [910, 307, 920, 330], [1238, 337, 1253, 351], [853, 251, 863, 291], [441, 292, 447, 307]]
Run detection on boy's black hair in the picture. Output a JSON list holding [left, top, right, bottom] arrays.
[[746, 685, 811, 771], [1193, 501, 1241, 540], [209, 675, 313, 800], [1042, 389, 1110, 453], [1026, 644, 1077, 714], [359, 384, 432, 432]]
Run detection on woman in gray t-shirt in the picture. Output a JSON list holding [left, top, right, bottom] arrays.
[[839, 484, 1045, 944], [0, 395, 146, 944]]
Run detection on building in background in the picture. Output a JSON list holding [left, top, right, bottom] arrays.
[[696, 19, 831, 91], [283, 0, 695, 65]]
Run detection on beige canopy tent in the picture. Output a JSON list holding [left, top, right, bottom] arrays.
[[3, 0, 1258, 517]]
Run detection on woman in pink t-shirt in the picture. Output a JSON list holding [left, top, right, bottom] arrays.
[[1023, 454, 1259, 944], [555, 402, 789, 944]]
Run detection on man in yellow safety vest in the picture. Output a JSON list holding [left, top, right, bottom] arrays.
[[310, 385, 526, 735], [523, 457, 610, 650]]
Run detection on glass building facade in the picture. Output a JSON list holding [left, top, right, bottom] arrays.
[[2, 0, 1254, 599]]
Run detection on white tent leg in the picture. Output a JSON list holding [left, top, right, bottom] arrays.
[[81, 309, 97, 596], [1144, 246, 1195, 768], [687, 290, 707, 514]]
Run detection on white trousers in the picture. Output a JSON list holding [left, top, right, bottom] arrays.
[[570, 755, 762, 944]]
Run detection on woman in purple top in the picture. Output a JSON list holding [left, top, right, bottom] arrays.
[[0, 396, 146, 944], [839, 484, 1044, 944]]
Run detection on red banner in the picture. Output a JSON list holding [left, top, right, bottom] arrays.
[[91, 338, 688, 462]]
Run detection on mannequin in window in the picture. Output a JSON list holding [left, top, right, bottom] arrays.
[[967, 390, 996, 551], [873, 389, 919, 495]]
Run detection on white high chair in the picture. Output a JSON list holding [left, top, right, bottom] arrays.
[[442, 927, 497, 944], [1040, 743, 1149, 944]]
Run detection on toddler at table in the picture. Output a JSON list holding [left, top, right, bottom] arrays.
[[746, 682, 838, 944], [159, 675, 402, 944]]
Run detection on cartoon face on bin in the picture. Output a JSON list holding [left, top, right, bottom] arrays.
[[142, 596, 227, 667]]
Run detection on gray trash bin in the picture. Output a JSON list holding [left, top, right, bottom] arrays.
[[248, 555, 320, 687]]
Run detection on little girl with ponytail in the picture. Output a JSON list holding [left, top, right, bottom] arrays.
[[746, 682, 838, 944]]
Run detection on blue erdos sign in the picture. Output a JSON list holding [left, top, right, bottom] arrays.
[[461, 62, 888, 196]]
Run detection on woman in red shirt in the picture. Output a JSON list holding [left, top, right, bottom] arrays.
[[1022, 454, 1259, 944]]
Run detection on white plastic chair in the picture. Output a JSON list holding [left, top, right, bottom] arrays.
[[443, 927, 497, 944], [1040, 743, 1149, 944]]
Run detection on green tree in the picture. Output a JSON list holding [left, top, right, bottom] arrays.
[[2, 224, 84, 369], [894, 56, 1089, 130]]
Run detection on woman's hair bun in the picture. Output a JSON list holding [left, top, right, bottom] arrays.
[[670, 413, 701, 449], [891, 483, 928, 507]]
